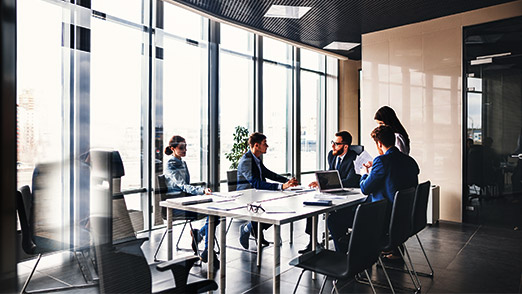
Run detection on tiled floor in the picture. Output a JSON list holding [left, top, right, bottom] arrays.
[[17, 218, 522, 293]]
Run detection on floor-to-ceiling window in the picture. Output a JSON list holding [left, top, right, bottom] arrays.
[[15, 0, 338, 283], [262, 37, 293, 175], [218, 23, 254, 189], [300, 49, 326, 183]]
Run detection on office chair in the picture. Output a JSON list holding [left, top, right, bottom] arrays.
[[290, 200, 394, 294], [91, 216, 218, 294], [349, 145, 364, 155], [381, 181, 434, 279], [362, 187, 420, 292], [153, 175, 220, 262], [16, 185, 97, 294]]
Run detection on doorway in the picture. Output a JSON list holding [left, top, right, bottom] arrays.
[[463, 16, 522, 229]]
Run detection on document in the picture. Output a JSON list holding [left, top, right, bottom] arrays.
[[354, 150, 373, 175], [207, 201, 246, 211], [212, 191, 243, 198]]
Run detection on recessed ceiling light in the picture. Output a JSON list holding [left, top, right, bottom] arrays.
[[323, 41, 360, 51], [264, 5, 311, 19]]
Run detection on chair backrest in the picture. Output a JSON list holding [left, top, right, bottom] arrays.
[[387, 187, 416, 249], [90, 217, 152, 294], [16, 186, 36, 254], [349, 145, 364, 156], [227, 170, 238, 192], [344, 199, 388, 277], [157, 174, 169, 220], [411, 181, 431, 236]]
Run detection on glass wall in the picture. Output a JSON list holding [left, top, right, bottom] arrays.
[[219, 23, 254, 186], [262, 37, 293, 175], [16, 0, 338, 254]]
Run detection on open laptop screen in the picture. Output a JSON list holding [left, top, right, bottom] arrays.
[[315, 170, 343, 191]]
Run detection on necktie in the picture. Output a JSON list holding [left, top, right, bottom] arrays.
[[336, 157, 342, 170]]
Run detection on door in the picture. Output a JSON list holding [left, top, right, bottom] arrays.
[[464, 16, 522, 229]]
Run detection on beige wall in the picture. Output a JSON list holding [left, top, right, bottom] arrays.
[[358, 1, 522, 222], [339, 59, 362, 144]]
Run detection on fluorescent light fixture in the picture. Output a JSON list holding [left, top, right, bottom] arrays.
[[264, 5, 311, 19], [471, 58, 492, 65], [476, 52, 510, 59], [323, 41, 360, 51]]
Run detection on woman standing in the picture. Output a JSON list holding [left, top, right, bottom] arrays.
[[374, 106, 410, 155], [164, 135, 219, 269]]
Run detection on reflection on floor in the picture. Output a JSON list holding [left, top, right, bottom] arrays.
[[465, 191, 522, 229], [17, 218, 522, 293]]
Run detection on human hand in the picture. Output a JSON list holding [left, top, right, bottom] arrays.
[[283, 178, 298, 190], [204, 188, 212, 195], [362, 161, 373, 174], [309, 181, 318, 188]]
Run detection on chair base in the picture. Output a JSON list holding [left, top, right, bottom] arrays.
[[21, 253, 98, 294]]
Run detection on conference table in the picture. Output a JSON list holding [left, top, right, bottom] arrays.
[[159, 188, 367, 294]]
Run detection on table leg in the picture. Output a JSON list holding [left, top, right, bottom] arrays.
[[256, 222, 262, 267], [219, 217, 226, 294], [273, 225, 280, 294], [208, 215, 215, 279], [312, 215, 317, 280], [167, 208, 172, 260], [325, 212, 329, 250]]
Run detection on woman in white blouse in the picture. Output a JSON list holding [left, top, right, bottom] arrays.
[[374, 106, 410, 155]]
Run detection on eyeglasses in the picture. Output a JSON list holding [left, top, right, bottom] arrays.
[[176, 144, 187, 150], [331, 140, 348, 147], [247, 203, 265, 213]]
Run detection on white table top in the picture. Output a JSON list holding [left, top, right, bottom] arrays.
[[159, 188, 367, 225]]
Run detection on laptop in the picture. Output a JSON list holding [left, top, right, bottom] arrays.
[[315, 170, 354, 195]]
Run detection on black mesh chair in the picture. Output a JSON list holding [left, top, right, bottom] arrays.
[[16, 185, 97, 294], [410, 181, 434, 277], [91, 216, 217, 294], [349, 145, 364, 155], [153, 174, 204, 262], [381, 187, 420, 292], [290, 200, 394, 294]]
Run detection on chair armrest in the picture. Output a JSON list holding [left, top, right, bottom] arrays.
[[156, 255, 199, 272], [156, 255, 200, 289]]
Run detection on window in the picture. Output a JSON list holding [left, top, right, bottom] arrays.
[[219, 24, 254, 185], [262, 37, 293, 174]]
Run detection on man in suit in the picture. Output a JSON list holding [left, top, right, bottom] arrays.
[[328, 125, 419, 254], [300, 131, 361, 253], [237, 132, 297, 249]]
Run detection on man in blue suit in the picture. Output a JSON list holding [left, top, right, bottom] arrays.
[[328, 125, 419, 253], [237, 132, 297, 249], [300, 131, 361, 253]]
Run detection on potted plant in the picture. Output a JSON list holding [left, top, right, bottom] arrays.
[[224, 126, 249, 191]]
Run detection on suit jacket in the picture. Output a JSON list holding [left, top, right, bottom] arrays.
[[360, 146, 419, 203], [327, 149, 361, 188], [236, 150, 288, 191]]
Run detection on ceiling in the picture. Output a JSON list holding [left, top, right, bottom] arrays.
[[171, 0, 517, 60]]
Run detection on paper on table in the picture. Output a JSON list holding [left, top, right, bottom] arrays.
[[212, 191, 243, 198], [262, 205, 296, 214], [354, 150, 373, 175]]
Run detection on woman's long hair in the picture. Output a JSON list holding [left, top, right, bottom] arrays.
[[164, 135, 185, 155], [374, 106, 410, 148]]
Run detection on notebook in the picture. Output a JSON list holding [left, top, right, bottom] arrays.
[[315, 170, 354, 195]]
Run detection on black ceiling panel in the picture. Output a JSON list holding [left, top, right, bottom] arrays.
[[172, 0, 518, 59]]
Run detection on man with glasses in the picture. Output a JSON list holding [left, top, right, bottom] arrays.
[[300, 131, 361, 253], [237, 132, 298, 249]]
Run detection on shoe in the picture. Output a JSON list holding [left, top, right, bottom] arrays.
[[298, 242, 312, 254], [251, 226, 270, 247], [200, 248, 220, 270], [298, 242, 323, 254], [190, 228, 202, 255], [382, 253, 404, 263], [239, 223, 250, 249]]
